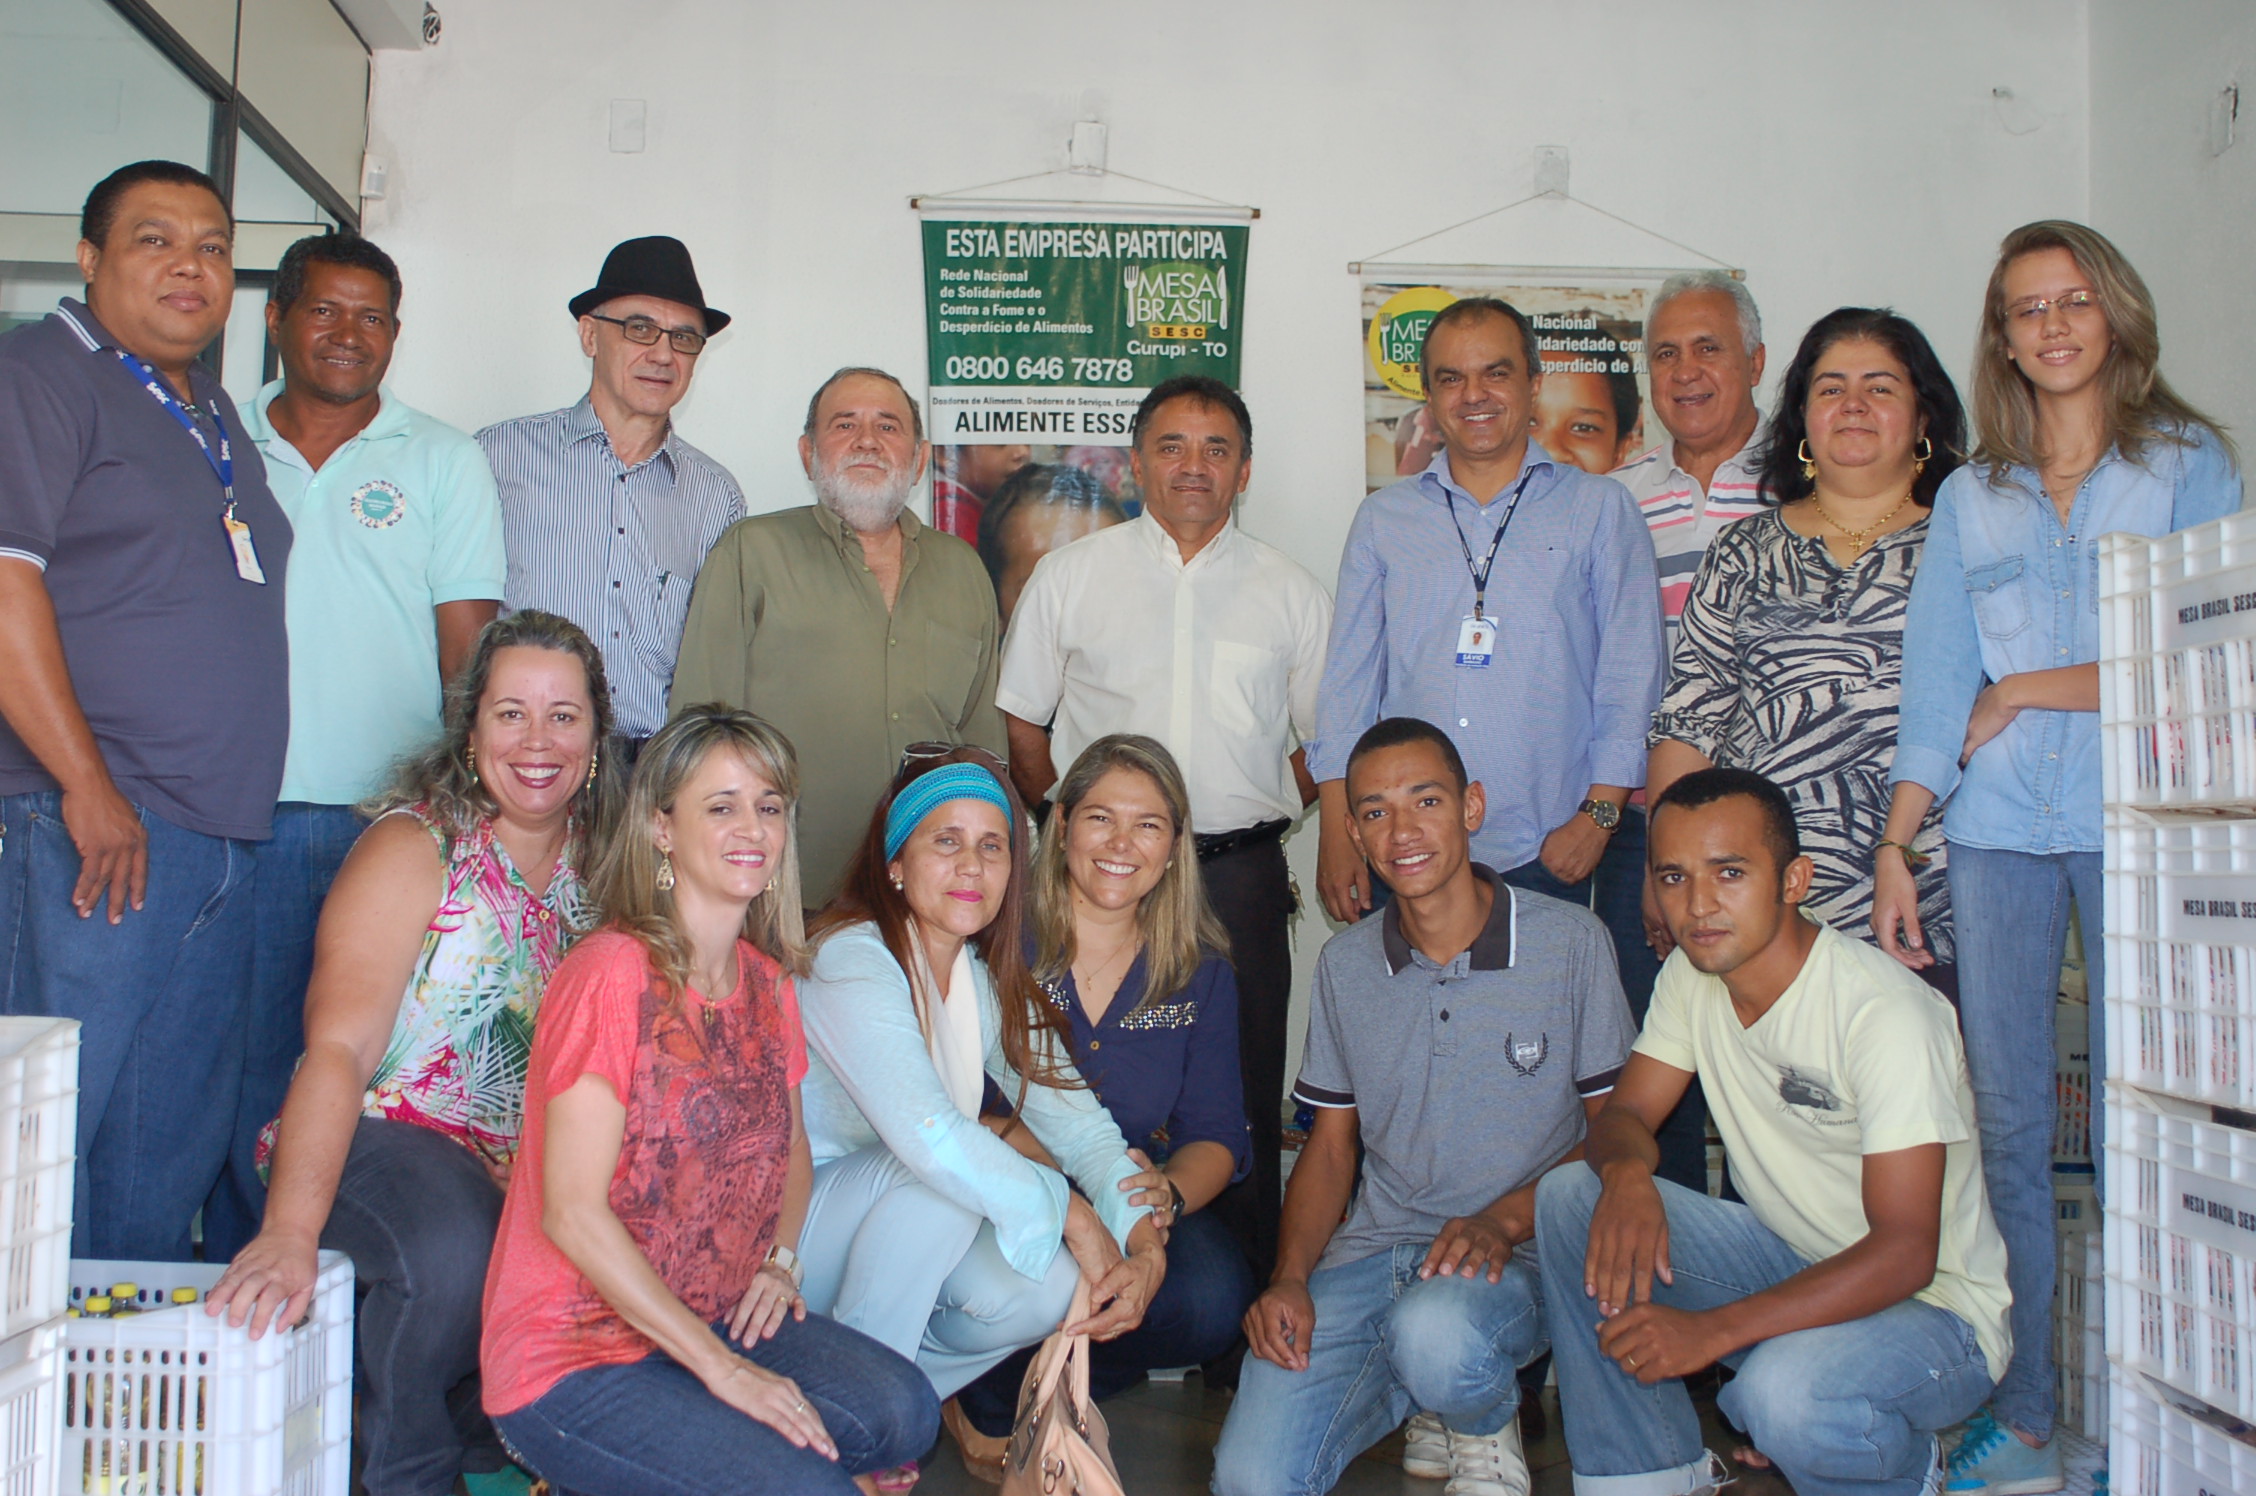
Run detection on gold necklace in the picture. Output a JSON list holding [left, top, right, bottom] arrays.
[[1073, 932, 1139, 992], [1808, 490, 1914, 558]]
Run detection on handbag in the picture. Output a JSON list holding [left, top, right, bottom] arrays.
[[999, 1279, 1125, 1496]]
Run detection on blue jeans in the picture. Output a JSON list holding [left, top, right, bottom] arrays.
[[1588, 811, 1711, 1194], [1946, 842, 2102, 1444], [1535, 1164, 1993, 1496], [798, 1144, 1080, 1398], [494, 1310, 939, 1495], [205, 802, 366, 1259], [0, 790, 255, 1259], [1210, 1242, 1545, 1496], [954, 1205, 1255, 1436]]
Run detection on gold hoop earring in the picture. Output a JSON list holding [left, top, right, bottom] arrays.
[[465, 745, 477, 775], [585, 750, 599, 790], [1797, 440, 1818, 482], [656, 851, 676, 893], [1913, 435, 1934, 478]]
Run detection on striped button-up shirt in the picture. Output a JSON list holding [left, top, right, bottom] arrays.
[[477, 397, 744, 735], [1308, 443, 1665, 874], [1610, 420, 1772, 643]]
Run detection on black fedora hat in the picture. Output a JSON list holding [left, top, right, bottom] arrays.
[[567, 235, 730, 335]]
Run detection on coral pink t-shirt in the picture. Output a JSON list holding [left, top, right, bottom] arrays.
[[481, 929, 807, 1416]]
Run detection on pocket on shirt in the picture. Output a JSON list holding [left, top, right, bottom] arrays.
[[1212, 639, 1285, 739], [923, 620, 985, 723], [1963, 555, 2031, 640], [1496, 547, 1573, 636]]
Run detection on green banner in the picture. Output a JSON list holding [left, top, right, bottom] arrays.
[[922, 219, 1249, 446]]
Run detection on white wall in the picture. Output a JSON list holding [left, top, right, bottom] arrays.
[[2090, 0, 2256, 453], [364, 0, 2091, 1083]]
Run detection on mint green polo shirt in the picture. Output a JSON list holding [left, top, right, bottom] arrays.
[[245, 382, 506, 805]]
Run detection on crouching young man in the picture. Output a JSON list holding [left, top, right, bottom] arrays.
[[1535, 768, 2011, 1496], [1212, 718, 1635, 1496]]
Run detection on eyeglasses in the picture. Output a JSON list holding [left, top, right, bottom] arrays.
[[902, 740, 1010, 773], [586, 313, 708, 355], [2007, 289, 2099, 325]]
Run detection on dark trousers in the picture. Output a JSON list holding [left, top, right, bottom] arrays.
[[1200, 836, 1294, 1284], [496, 1309, 939, 1495], [954, 1206, 1256, 1437], [322, 1117, 508, 1496], [205, 802, 366, 1260], [0, 790, 255, 1260], [1583, 811, 1710, 1194]]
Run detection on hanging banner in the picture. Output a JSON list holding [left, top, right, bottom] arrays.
[[922, 217, 1249, 622], [1361, 272, 1675, 493]]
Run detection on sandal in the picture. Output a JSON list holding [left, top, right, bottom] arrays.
[[943, 1395, 1008, 1484]]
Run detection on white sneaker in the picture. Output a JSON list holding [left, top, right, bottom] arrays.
[[1442, 1417, 1530, 1496], [1402, 1411, 1450, 1478]]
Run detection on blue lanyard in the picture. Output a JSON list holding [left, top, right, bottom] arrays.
[[1444, 468, 1535, 619], [112, 349, 234, 510]]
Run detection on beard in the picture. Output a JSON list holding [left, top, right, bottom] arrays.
[[813, 452, 913, 533]]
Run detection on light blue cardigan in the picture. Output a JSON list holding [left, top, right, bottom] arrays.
[[798, 923, 1150, 1280]]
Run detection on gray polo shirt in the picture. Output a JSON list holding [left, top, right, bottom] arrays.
[[1292, 865, 1636, 1270], [0, 300, 291, 840]]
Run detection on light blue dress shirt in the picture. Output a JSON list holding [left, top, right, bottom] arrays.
[[1309, 443, 1665, 873], [1893, 428, 2242, 852], [797, 924, 1149, 1280]]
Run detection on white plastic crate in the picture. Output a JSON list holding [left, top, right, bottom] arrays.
[[62, 1251, 353, 1496], [2110, 1363, 2256, 1496], [2057, 998, 2093, 1168], [2099, 511, 2256, 811], [2104, 811, 2256, 1109], [0, 1020, 78, 1344], [0, 1316, 68, 1496], [2103, 1089, 2256, 1422], [2055, 1226, 2106, 1441]]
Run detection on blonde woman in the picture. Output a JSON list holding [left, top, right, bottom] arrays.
[[206, 611, 614, 1496], [481, 706, 937, 1496], [947, 735, 1253, 1472], [1879, 221, 2241, 1494]]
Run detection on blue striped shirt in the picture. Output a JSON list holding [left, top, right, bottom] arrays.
[[476, 397, 744, 735], [1308, 442, 1665, 873]]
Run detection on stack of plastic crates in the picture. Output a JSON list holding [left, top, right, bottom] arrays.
[[2098, 511, 2256, 1494], [0, 1017, 84, 1496]]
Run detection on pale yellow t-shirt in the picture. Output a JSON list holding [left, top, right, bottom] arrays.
[[1635, 921, 2014, 1379]]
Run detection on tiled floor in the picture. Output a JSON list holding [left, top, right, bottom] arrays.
[[913, 1375, 1799, 1496]]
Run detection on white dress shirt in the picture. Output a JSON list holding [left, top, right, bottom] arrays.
[[998, 511, 1331, 834]]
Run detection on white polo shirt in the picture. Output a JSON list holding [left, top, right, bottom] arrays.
[[1611, 419, 1773, 639], [997, 511, 1331, 834]]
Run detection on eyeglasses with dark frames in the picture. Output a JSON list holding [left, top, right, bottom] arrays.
[[586, 313, 708, 356]]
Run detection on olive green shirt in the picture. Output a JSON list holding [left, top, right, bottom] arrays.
[[670, 503, 1004, 900]]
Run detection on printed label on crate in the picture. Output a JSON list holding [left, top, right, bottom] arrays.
[[2164, 1161, 2256, 1256], [2155, 875, 2256, 942], [2160, 564, 2256, 652]]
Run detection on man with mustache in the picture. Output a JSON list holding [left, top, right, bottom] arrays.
[[478, 237, 744, 761], [995, 375, 1330, 1292], [0, 160, 292, 1260], [671, 366, 1004, 899], [208, 230, 505, 1258]]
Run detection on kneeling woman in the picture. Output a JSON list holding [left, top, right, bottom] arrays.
[[482, 709, 938, 1495], [798, 750, 1168, 1406], [950, 735, 1256, 1464], [207, 612, 611, 1496]]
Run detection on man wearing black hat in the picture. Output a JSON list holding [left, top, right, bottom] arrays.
[[477, 236, 744, 749]]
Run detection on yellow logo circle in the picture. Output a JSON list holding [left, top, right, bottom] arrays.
[[1366, 286, 1459, 400]]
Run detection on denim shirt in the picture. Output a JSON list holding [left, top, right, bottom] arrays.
[[1892, 428, 2241, 852]]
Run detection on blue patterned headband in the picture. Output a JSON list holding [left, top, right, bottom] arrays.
[[884, 762, 1015, 861]]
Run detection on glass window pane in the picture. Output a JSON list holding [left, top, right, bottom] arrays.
[[220, 280, 272, 408], [0, 0, 215, 219], [234, 129, 326, 224], [0, 259, 82, 337]]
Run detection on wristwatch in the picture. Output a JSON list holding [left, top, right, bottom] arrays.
[[764, 1242, 804, 1288], [1579, 798, 1623, 832]]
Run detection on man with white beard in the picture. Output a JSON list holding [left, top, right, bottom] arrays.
[[671, 366, 1005, 898]]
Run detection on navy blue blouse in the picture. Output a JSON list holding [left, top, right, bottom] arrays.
[[1038, 946, 1251, 1182]]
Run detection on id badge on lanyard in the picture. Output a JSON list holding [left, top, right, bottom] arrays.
[[1446, 471, 1533, 670], [113, 349, 265, 583]]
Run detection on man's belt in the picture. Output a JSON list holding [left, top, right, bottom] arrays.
[[1194, 818, 1292, 864]]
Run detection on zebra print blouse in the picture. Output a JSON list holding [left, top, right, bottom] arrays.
[[1651, 507, 1954, 962]]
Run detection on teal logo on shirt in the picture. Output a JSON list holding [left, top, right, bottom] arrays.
[[349, 479, 406, 529]]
